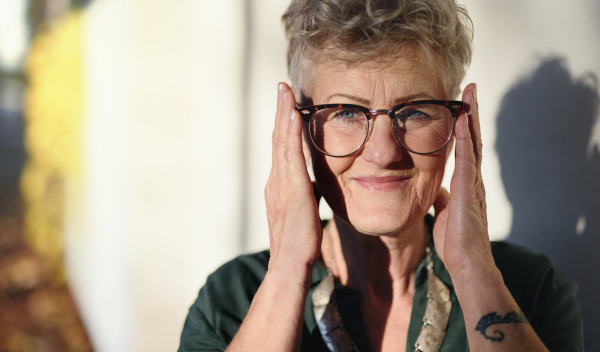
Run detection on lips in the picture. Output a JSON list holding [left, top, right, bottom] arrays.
[[353, 176, 410, 192]]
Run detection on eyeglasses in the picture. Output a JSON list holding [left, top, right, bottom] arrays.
[[296, 100, 464, 157]]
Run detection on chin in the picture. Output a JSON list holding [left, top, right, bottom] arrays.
[[342, 201, 423, 236]]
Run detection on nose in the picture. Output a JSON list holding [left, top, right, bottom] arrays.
[[360, 113, 407, 168]]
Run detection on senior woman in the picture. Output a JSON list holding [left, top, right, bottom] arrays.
[[179, 0, 582, 351]]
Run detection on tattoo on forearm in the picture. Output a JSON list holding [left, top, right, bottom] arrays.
[[475, 311, 527, 342]]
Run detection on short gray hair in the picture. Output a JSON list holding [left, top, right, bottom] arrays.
[[282, 0, 473, 99]]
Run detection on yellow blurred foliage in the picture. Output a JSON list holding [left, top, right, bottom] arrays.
[[21, 11, 84, 283]]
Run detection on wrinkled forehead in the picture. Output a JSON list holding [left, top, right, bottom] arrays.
[[306, 51, 445, 106]]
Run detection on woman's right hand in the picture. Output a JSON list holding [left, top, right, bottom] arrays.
[[265, 82, 322, 276], [227, 84, 322, 351]]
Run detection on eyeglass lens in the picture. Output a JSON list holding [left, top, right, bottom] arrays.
[[308, 104, 454, 156]]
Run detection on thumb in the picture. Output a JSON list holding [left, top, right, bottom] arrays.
[[433, 187, 450, 217]]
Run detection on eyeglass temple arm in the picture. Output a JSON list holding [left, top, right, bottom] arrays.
[[296, 106, 313, 122]]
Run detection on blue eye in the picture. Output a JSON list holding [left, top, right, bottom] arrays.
[[331, 109, 365, 125], [398, 108, 430, 121], [335, 109, 358, 119]]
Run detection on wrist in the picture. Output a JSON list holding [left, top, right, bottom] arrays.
[[267, 257, 315, 291], [448, 258, 503, 290]]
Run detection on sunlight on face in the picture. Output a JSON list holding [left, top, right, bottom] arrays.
[[307, 51, 453, 236]]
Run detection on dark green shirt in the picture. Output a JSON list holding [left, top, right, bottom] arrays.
[[179, 242, 583, 351]]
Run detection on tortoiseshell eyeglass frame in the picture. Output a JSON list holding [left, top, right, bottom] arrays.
[[296, 100, 464, 157]]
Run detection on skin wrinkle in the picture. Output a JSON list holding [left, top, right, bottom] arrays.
[[303, 46, 443, 99], [297, 61, 478, 352], [302, 54, 454, 346], [308, 58, 449, 238]]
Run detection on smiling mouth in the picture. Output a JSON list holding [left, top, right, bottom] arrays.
[[353, 176, 410, 192]]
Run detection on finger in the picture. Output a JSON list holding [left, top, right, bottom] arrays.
[[271, 83, 285, 174], [433, 186, 450, 216], [275, 83, 284, 131], [453, 106, 477, 186], [273, 82, 284, 146], [277, 83, 294, 152], [283, 89, 310, 184], [463, 83, 483, 170]]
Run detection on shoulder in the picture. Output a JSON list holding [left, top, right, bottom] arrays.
[[197, 249, 270, 320], [490, 242, 583, 350], [490, 241, 577, 307], [179, 250, 270, 351], [491, 241, 557, 284], [490, 241, 575, 293], [205, 249, 271, 293]]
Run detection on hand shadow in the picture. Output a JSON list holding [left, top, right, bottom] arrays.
[[496, 57, 600, 350]]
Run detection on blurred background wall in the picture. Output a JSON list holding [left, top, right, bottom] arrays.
[[0, 0, 598, 351]]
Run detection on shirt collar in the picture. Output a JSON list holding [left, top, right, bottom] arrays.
[[312, 214, 454, 290]]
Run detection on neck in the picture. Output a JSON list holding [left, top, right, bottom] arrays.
[[321, 216, 427, 300]]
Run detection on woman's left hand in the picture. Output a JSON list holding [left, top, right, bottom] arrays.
[[432, 83, 495, 276], [432, 84, 550, 351]]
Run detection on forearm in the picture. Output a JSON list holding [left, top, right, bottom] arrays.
[[226, 264, 313, 352], [450, 262, 549, 351]]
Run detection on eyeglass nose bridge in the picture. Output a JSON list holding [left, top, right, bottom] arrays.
[[367, 108, 394, 119], [363, 108, 402, 147]]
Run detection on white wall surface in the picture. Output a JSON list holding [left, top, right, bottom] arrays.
[[460, 0, 600, 241], [65, 1, 599, 351], [70, 1, 246, 351]]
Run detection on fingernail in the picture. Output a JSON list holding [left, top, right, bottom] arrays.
[[472, 83, 477, 102], [290, 107, 296, 121], [278, 82, 283, 92]]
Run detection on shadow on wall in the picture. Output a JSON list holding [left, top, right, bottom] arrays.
[[496, 57, 600, 350]]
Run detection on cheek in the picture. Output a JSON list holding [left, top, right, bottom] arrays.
[[413, 153, 448, 203], [311, 152, 354, 218]]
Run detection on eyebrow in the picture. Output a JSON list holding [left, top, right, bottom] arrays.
[[324, 92, 437, 106], [325, 93, 371, 105]]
